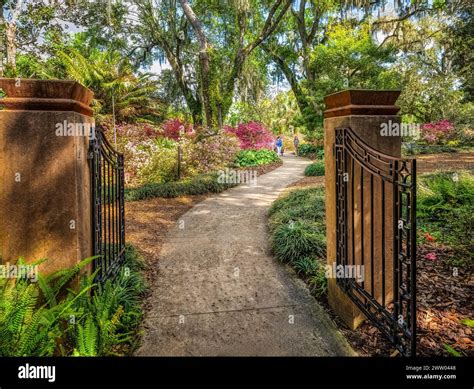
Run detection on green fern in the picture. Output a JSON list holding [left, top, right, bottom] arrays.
[[75, 316, 98, 356], [0, 246, 145, 356]]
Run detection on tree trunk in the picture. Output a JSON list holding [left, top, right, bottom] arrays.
[[5, 22, 16, 70], [0, 13, 4, 76], [180, 0, 215, 128], [189, 98, 203, 127], [199, 50, 214, 128]]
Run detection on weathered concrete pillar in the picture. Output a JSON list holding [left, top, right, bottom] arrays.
[[0, 78, 94, 274], [323, 90, 401, 329]]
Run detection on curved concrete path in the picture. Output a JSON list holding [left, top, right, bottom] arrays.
[[136, 155, 355, 356]]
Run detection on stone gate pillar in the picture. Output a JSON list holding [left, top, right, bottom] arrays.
[[0, 78, 94, 274], [323, 89, 401, 329]]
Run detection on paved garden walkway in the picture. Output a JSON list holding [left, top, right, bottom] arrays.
[[136, 155, 355, 356]]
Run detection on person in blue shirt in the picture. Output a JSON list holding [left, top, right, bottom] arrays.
[[276, 136, 283, 156]]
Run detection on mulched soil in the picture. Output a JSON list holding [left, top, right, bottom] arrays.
[[416, 244, 473, 356], [286, 175, 325, 189], [126, 195, 206, 289], [249, 160, 283, 175], [416, 152, 474, 173], [332, 245, 473, 357]]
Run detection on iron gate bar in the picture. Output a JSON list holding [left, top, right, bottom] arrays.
[[335, 127, 416, 356], [90, 129, 125, 283]]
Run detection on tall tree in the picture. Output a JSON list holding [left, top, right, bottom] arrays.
[[0, 0, 23, 74], [122, 0, 292, 128], [262, 0, 438, 132], [448, 0, 473, 101], [0, 0, 81, 76]]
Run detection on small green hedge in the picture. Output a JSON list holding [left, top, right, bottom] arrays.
[[402, 143, 467, 155], [268, 187, 328, 297], [125, 173, 236, 201], [298, 143, 324, 159], [304, 161, 325, 176], [234, 149, 280, 167]]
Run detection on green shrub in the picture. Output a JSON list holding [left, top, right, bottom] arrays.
[[304, 161, 325, 176], [137, 139, 178, 184], [234, 149, 280, 167], [298, 143, 323, 159], [268, 186, 328, 299], [187, 130, 241, 173], [271, 220, 326, 263], [125, 172, 236, 201]]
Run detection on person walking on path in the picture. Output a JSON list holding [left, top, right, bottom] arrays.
[[276, 136, 283, 156], [293, 135, 300, 156]]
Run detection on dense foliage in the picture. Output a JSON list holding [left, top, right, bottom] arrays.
[[417, 171, 474, 266], [225, 122, 275, 150], [234, 149, 280, 167], [304, 161, 325, 177], [268, 187, 328, 297], [298, 144, 324, 159], [188, 129, 241, 174], [124, 172, 237, 201], [0, 246, 145, 356], [2, 1, 472, 139]]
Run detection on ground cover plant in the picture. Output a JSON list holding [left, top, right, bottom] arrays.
[[304, 161, 325, 176], [234, 149, 280, 167], [297, 144, 324, 159], [268, 186, 328, 298], [0, 246, 145, 356], [124, 173, 237, 202], [417, 170, 473, 267]]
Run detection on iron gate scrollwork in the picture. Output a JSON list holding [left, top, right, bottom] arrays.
[[90, 129, 125, 283], [335, 127, 416, 356]]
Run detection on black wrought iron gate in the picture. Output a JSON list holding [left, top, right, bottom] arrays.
[[90, 130, 125, 283], [335, 127, 417, 356]]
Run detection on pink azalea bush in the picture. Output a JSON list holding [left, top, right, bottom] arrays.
[[99, 119, 255, 185], [420, 120, 455, 145], [136, 138, 181, 183], [424, 252, 437, 262], [99, 121, 164, 184], [187, 130, 240, 173], [225, 121, 275, 150]]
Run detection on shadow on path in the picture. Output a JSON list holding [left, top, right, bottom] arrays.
[[136, 155, 355, 356]]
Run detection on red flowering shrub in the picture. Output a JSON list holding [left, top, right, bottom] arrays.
[[225, 121, 274, 150], [161, 118, 194, 141], [420, 120, 455, 145]]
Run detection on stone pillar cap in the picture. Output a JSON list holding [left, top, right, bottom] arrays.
[[0, 78, 94, 117], [324, 89, 400, 118]]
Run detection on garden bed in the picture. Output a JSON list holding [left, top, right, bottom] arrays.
[[268, 168, 473, 357]]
